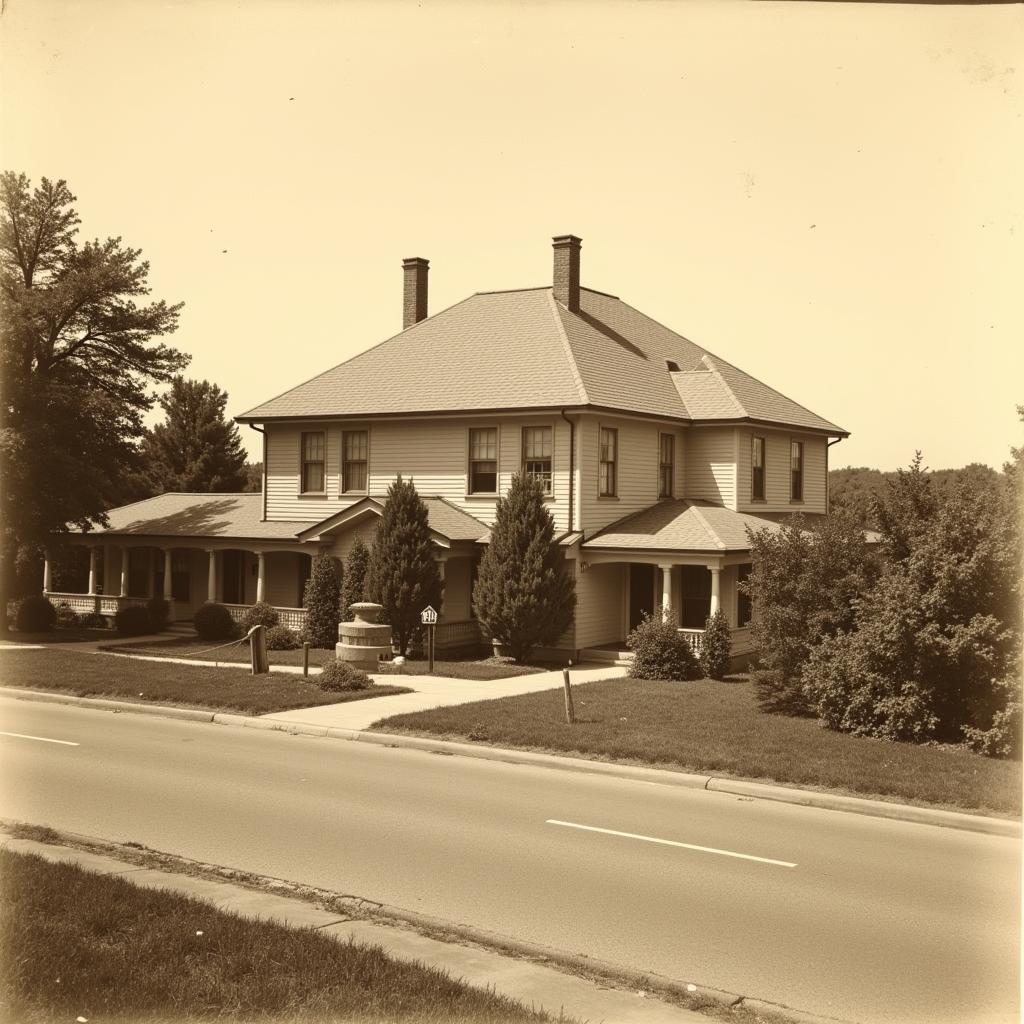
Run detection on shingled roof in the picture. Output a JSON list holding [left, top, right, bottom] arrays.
[[237, 286, 847, 435]]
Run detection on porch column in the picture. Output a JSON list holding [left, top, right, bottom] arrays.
[[120, 547, 130, 598], [709, 566, 721, 616], [659, 563, 673, 622], [42, 550, 52, 594], [256, 552, 266, 603], [163, 549, 173, 601], [206, 550, 217, 603], [147, 548, 157, 598], [87, 547, 99, 596]]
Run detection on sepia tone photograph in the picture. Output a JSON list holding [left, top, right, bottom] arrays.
[[0, 1, 1020, 1022]]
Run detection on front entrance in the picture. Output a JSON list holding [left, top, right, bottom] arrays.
[[222, 550, 245, 604], [628, 563, 656, 631]]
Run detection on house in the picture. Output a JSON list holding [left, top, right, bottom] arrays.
[[48, 235, 847, 663]]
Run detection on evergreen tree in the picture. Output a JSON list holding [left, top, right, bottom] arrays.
[[140, 377, 248, 494], [365, 477, 442, 655], [340, 536, 370, 621], [472, 472, 576, 663], [302, 554, 342, 649]]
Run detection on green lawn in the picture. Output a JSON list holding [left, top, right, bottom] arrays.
[[0, 648, 410, 715], [3, 626, 115, 644], [374, 676, 1022, 817], [101, 637, 548, 679], [0, 849, 562, 1024]]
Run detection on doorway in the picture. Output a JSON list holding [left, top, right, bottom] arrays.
[[628, 563, 656, 631]]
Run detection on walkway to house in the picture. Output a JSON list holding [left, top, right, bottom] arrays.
[[261, 663, 628, 730]]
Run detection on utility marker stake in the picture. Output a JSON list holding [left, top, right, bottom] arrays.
[[562, 668, 575, 724], [302, 642, 309, 676]]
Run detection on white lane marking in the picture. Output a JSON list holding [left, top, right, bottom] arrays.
[[546, 819, 797, 868], [0, 731, 79, 747]]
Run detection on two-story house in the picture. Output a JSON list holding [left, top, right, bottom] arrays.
[[50, 235, 847, 663]]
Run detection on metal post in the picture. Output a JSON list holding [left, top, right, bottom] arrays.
[[302, 641, 310, 676], [562, 668, 575, 724], [428, 624, 435, 673]]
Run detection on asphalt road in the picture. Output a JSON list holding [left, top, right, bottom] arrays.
[[0, 695, 1018, 1024]]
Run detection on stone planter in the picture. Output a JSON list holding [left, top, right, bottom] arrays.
[[336, 602, 392, 672]]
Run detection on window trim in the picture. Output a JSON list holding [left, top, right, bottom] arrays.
[[658, 432, 674, 499], [598, 425, 618, 498], [341, 428, 370, 495], [300, 430, 327, 496], [467, 425, 500, 496], [751, 435, 766, 503], [790, 438, 804, 503], [521, 423, 555, 497]]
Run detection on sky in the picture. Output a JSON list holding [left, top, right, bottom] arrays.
[[1, 0, 1021, 471]]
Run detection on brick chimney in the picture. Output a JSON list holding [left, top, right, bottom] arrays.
[[402, 257, 429, 329], [552, 235, 581, 312]]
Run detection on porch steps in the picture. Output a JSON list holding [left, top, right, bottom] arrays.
[[579, 646, 634, 667], [165, 621, 197, 638]]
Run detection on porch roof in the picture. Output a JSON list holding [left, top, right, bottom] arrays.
[[582, 499, 786, 554]]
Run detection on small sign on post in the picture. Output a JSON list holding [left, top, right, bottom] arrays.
[[420, 605, 438, 673]]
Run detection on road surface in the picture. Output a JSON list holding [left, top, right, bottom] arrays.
[[0, 695, 1018, 1024]]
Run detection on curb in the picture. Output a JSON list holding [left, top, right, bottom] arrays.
[[2, 685, 1019, 839]]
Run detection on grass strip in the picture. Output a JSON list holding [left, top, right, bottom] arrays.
[[373, 677, 1022, 816], [0, 848, 563, 1024], [0, 648, 410, 715]]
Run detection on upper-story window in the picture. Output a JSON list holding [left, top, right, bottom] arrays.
[[791, 440, 804, 502], [659, 433, 674, 498], [522, 426, 553, 494], [751, 436, 766, 501], [469, 427, 498, 493], [599, 426, 618, 497], [342, 430, 368, 493], [301, 431, 326, 493]]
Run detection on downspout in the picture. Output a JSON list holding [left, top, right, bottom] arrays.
[[826, 437, 844, 515], [560, 409, 575, 534], [249, 424, 267, 522]]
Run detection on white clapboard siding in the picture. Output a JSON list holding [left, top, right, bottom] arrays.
[[684, 427, 737, 509], [735, 428, 827, 514], [575, 562, 626, 648], [265, 417, 571, 531]]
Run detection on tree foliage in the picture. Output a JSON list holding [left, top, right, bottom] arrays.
[[302, 554, 342, 649], [365, 477, 442, 655], [0, 172, 186, 609], [627, 610, 700, 681], [472, 473, 575, 663], [135, 377, 247, 495], [339, 536, 369, 621], [700, 609, 732, 681]]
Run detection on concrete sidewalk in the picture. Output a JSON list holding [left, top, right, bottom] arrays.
[[262, 663, 627, 729], [3, 834, 710, 1024]]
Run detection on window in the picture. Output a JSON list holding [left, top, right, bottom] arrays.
[[599, 427, 617, 496], [737, 563, 753, 627], [522, 426, 553, 494], [301, 431, 326, 493], [659, 433, 674, 498], [342, 430, 368, 493], [751, 436, 765, 501], [469, 427, 498, 493], [791, 440, 804, 502]]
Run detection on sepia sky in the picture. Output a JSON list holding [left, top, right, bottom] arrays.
[[1, 0, 1021, 470]]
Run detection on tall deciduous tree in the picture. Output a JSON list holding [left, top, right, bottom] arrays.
[[0, 172, 186, 613], [140, 377, 248, 494], [365, 477, 441, 655], [472, 472, 576, 663]]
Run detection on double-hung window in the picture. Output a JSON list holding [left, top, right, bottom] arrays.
[[659, 433, 674, 498], [342, 430, 368, 493], [751, 436, 766, 501], [599, 427, 617, 497], [790, 440, 804, 502], [522, 426, 553, 494], [469, 427, 498, 493], [301, 431, 326, 493]]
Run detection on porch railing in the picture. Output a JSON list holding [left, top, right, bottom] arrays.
[[222, 603, 307, 632], [677, 628, 705, 657], [46, 592, 152, 618]]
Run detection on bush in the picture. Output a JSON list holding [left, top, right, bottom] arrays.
[[627, 611, 700, 681], [302, 554, 342, 648], [700, 609, 731, 680], [55, 602, 80, 629], [194, 602, 237, 641], [266, 624, 300, 651], [241, 601, 279, 631], [319, 659, 372, 691], [80, 612, 107, 629], [115, 605, 152, 637], [146, 596, 170, 633], [15, 596, 57, 633], [751, 668, 814, 717]]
